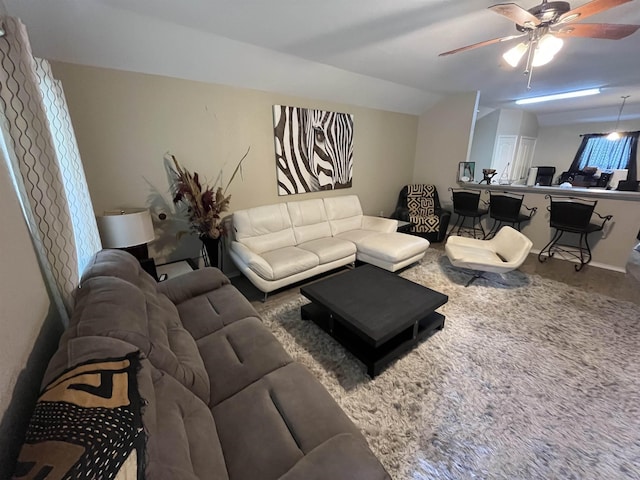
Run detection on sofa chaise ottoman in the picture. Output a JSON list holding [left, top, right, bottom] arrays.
[[13, 249, 390, 479], [230, 195, 429, 297]]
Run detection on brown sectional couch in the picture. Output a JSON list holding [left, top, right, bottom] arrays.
[[38, 249, 389, 479]]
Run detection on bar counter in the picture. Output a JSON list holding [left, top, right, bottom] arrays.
[[446, 183, 640, 271]]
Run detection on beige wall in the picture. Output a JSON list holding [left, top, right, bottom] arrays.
[[0, 159, 62, 476], [51, 62, 419, 264], [413, 91, 480, 201]]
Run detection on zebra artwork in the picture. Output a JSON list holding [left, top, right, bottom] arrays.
[[273, 105, 353, 195]]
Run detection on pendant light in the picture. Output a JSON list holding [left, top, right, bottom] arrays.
[[607, 95, 630, 141]]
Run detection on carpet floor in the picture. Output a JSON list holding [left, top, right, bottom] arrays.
[[258, 249, 640, 479]]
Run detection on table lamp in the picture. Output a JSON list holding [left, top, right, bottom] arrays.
[[96, 209, 157, 278]]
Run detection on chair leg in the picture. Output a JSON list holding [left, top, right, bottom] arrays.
[[538, 229, 564, 263], [449, 215, 464, 237], [575, 232, 593, 271], [484, 220, 501, 240], [476, 217, 486, 239]]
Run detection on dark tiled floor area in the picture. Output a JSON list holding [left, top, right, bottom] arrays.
[[231, 242, 640, 309]]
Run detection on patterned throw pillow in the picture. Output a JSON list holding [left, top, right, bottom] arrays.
[[407, 184, 440, 234], [13, 353, 145, 479]]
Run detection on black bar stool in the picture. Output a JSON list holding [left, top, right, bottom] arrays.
[[448, 188, 488, 239], [538, 195, 612, 271], [484, 191, 537, 239]]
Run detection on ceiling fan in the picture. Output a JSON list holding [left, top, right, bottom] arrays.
[[439, 0, 640, 87]]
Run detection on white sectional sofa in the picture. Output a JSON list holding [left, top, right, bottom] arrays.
[[229, 195, 429, 296]]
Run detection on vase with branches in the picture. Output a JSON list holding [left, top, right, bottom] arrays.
[[169, 147, 250, 266]]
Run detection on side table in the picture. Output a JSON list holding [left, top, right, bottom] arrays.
[[396, 220, 414, 233], [155, 258, 197, 281]]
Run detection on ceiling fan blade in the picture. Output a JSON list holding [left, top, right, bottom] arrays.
[[558, 0, 633, 24], [488, 3, 541, 27], [553, 22, 640, 39], [438, 34, 527, 56]]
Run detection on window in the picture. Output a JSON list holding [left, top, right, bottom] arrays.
[[571, 132, 639, 176]]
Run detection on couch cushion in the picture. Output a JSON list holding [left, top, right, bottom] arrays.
[[81, 248, 157, 292], [297, 237, 356, 264], [144, 367, 228, 480], [212, 362, 365, 480], [358, 232, 430, 263], [173, 283, 260, 340], [233, 203, 296, 254], [287, 199, 332, 244], [197, 317, 293, 406], [259, 246, 319, 280], [334, 229, 380, 244], [323, 195, 364, 235], [71, 276, 210, 403], [278, 434, 390, 480]]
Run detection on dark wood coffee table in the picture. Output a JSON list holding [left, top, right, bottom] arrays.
[[300, 265, 448, 378]]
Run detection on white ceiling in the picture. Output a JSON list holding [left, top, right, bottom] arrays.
[[4, 0, 640, 125]]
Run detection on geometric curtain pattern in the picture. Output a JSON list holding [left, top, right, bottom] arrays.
[[0, 16, 95, 315], [406, 184, 440, 233], [34, 58, 101, 276]]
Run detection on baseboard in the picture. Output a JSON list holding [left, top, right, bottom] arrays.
[[529, 248, 626, 273]]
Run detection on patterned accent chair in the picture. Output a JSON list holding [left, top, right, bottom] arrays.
[[391, 184, 451, 243]]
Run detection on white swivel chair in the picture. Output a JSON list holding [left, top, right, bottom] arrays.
[[445, 226, 533, 286]]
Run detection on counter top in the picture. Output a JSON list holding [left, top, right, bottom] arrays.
[[460, 182, 640, 202]]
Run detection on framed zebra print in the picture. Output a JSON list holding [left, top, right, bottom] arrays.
[[273, 105, 354, 195]]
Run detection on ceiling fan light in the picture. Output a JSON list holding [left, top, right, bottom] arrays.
[[532, 34, 564, 66], [502, 42, 528, 67]]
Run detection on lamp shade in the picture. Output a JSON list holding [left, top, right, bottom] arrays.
[[503, 42, 528, 68], [532, 34, 563, 67], [96, 208, 155, 248]]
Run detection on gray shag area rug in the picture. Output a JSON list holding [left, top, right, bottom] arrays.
[[258, 249, 640, 479]]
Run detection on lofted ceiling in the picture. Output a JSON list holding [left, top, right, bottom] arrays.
[[4, 0, 640, 126]]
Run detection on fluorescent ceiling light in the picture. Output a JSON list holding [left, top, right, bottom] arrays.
[[515, 88, 601, 105]]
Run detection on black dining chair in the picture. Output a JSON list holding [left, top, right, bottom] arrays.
[[484, 191, 537, 239], [538, 195, 612, 271], [448, 188, 488, 239]]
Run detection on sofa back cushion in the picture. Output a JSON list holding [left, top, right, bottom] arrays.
[[233, 203, 296, 254], [323, 195, 364, 236], [74, 250, 211, 403], [287, 199, 332, 244]]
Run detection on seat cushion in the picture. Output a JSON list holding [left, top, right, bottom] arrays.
[[143, 365, 228, 480], [197, 317, 293, 406], [260, 246, 319, 280], [174, 283, 260, 340], [357, 232, 429, 263], [212, 362, 366, 480], [446, 243, 505, 269], [297, 237, 356, 264], [335, 229, 379, 244]]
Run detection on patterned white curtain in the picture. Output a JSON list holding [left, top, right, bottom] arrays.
[[33, 58, 102, 274], [0, 16, 100, 316]]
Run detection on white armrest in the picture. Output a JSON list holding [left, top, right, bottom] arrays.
[[362, 215, 397, 233], [231, 241, 274, 279]]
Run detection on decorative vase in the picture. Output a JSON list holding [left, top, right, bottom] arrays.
[[199, 235, 220, 269]]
